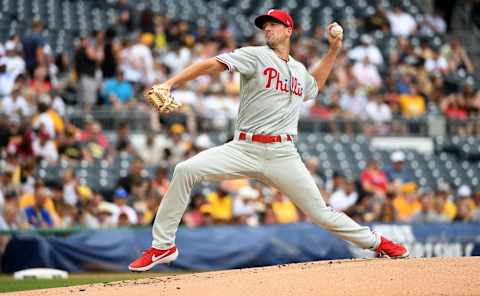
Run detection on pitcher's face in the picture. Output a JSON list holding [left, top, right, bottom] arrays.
[[263, 21, 291, 48]]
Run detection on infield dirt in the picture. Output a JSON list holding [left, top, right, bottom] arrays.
[[6, 257, 480, 296]]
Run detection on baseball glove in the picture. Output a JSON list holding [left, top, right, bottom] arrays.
[[145, 84, 182, 113]]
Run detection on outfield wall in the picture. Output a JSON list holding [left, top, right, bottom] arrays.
[[2, 223, 479, 272]]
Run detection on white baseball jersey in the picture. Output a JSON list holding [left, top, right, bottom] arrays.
[[216, 46, 318, 136]]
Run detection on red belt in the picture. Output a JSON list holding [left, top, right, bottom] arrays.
[[238, 132, 293, 143]]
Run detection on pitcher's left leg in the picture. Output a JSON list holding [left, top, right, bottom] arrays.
[[263, 151, 379, 250]]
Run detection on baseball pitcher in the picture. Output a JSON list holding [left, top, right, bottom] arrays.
[[129, 9, 409, 272]]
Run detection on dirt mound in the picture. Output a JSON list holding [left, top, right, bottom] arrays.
[[9, 257, 480, 296]]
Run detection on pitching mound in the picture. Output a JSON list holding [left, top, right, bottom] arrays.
[[8, 257, 480, 296]]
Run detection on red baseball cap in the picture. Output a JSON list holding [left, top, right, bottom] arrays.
[[254, 9, 294, 29]]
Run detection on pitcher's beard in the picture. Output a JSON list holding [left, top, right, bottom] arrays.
[[266, 40, 276, 49]]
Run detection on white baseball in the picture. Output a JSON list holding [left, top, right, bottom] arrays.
[[330, 24, 343, 38]]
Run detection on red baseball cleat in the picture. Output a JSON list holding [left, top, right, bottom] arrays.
[[376, 236, 410, 259], [128, 246, 179, 272]]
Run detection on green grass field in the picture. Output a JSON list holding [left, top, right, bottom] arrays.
[[0, 272, 174, 293]]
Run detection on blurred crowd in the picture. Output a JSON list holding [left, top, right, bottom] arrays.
[[1, 1, 480, 232], [1, 149, 480, 232]]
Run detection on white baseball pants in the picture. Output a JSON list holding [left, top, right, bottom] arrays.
[[152, 134, 380, 250]]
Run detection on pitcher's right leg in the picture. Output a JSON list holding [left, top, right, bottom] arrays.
[[129, 141, 261, 271], [152, 141, 261, 249]]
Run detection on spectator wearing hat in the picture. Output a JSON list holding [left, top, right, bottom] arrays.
[[454, 193, 475, 222], [233, 186, 261, 226], [111, 188, 138, 226], [95, 202, 116, 228], [457, 185, 472, 200], [80, 191, 116, 228], [385, 151, 415, 186], [455, 185, 477, 212], [0, 40, 25, 79]]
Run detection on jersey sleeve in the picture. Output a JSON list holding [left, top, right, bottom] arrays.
[[215, 47, 257, 77], [303, 72, 319, 101]]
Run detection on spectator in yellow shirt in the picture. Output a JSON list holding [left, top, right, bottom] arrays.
[[399, 85, 426, 118], [393, 183, 421, 222], [434, 189, 457, 221], [206, 183, 233, 223], [271, 189, 299, 224], [19, 180, 59, 226]]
